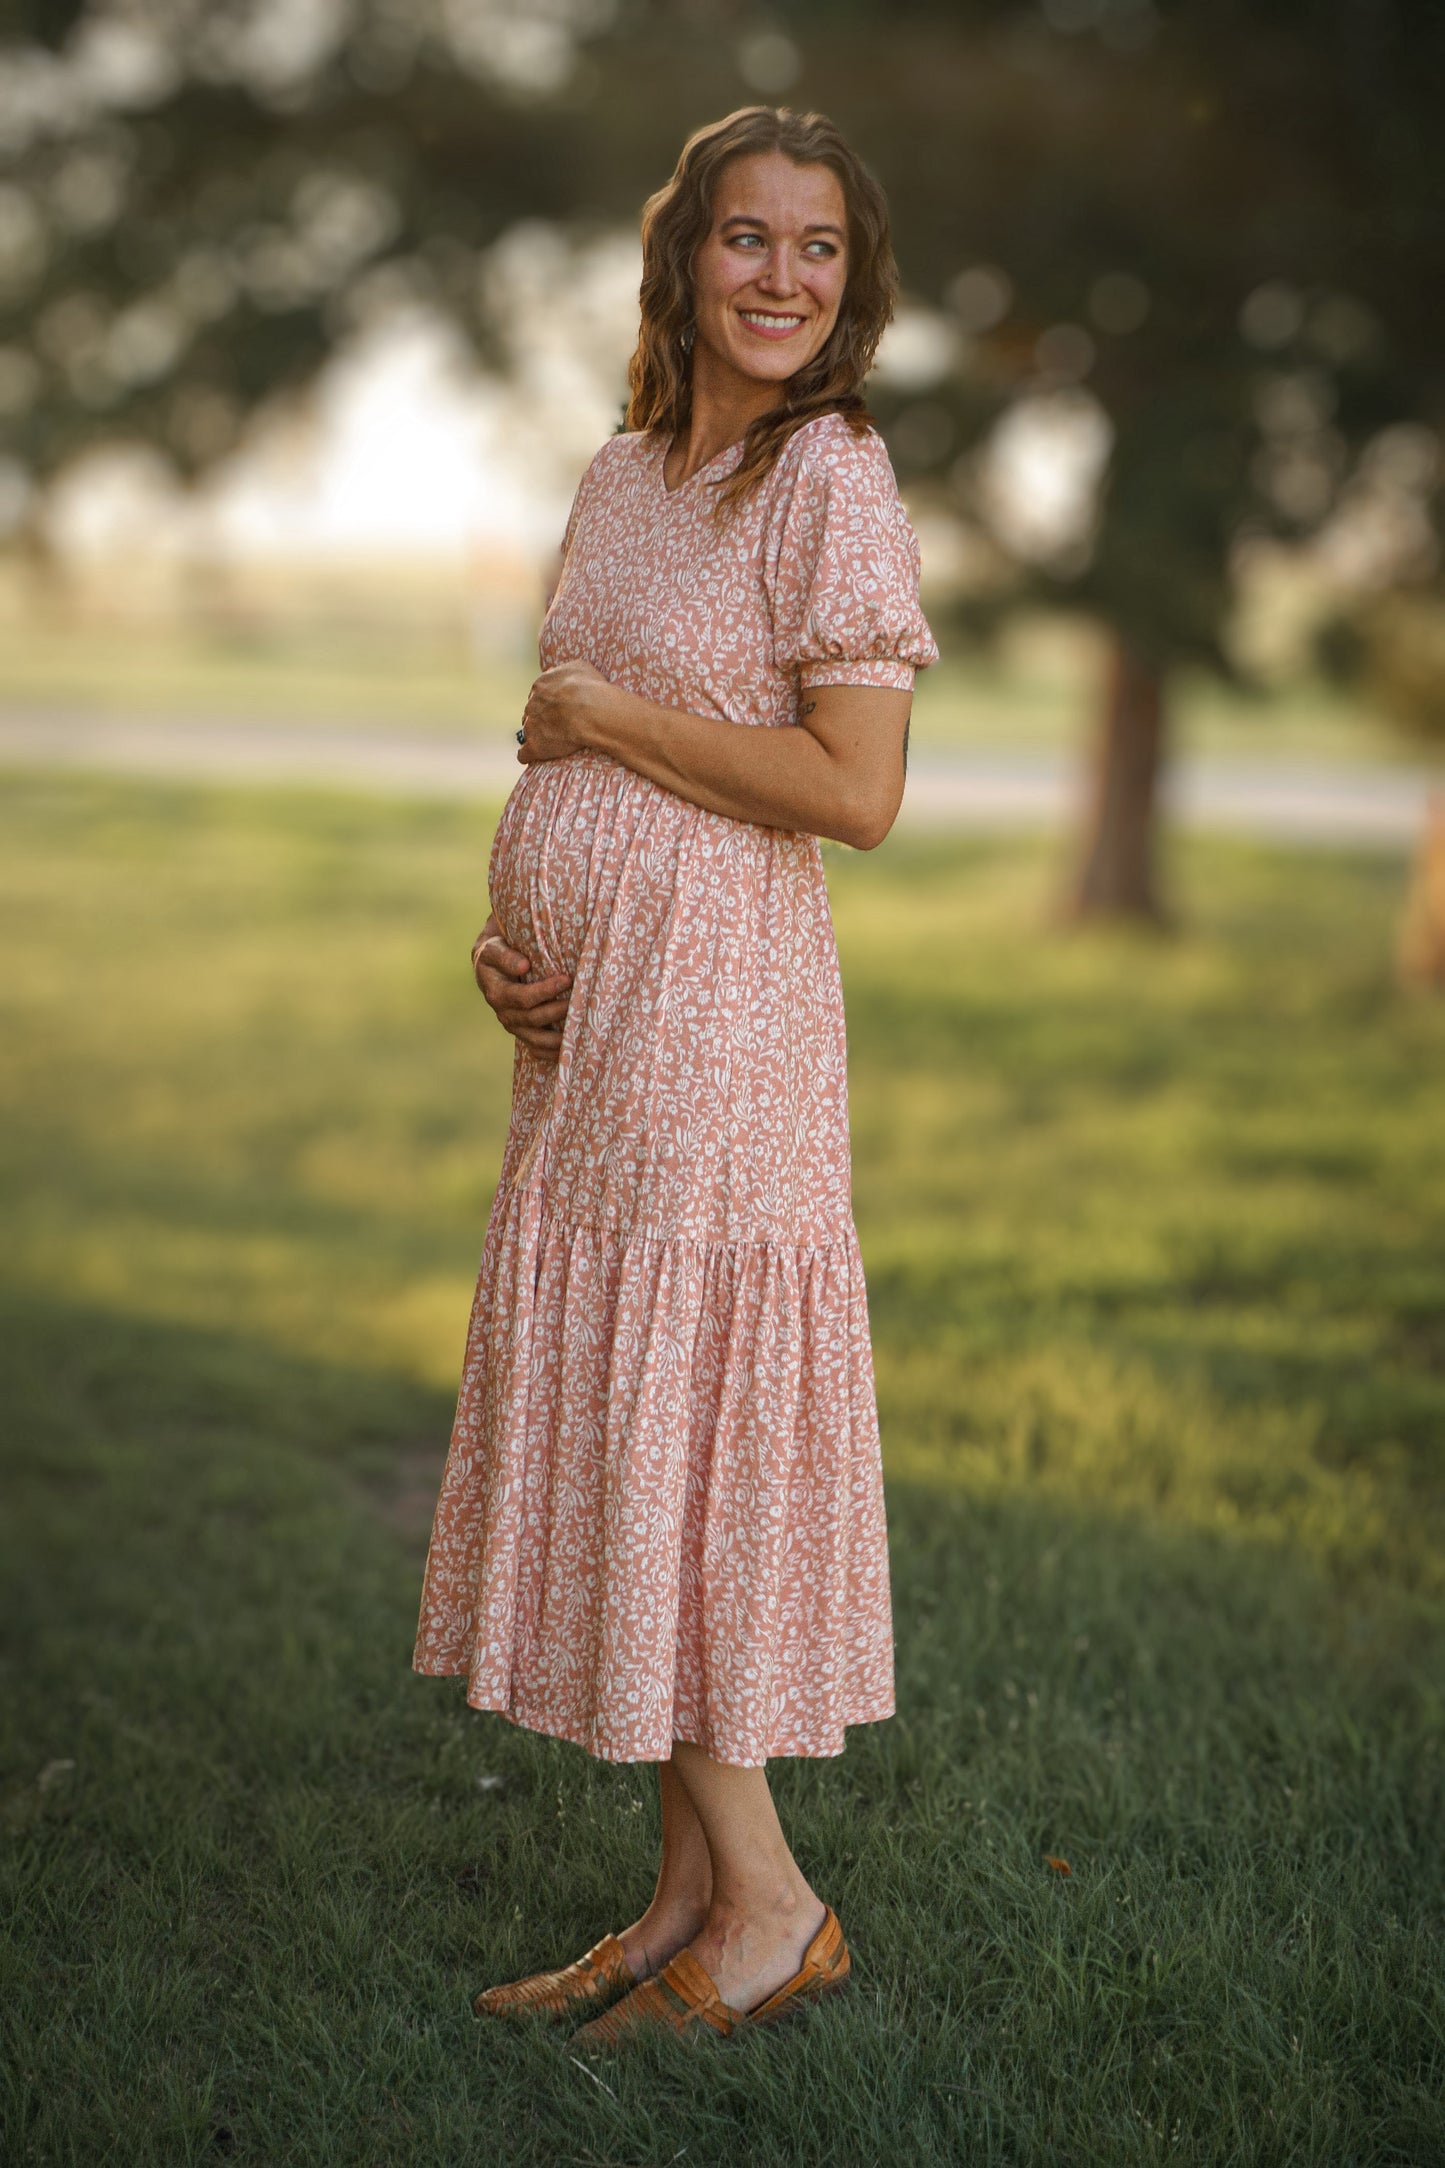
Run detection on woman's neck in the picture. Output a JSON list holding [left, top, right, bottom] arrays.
[[668, 352, 786, 485]]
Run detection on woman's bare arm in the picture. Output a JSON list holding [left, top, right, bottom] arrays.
[[517, 661, 911, 851]]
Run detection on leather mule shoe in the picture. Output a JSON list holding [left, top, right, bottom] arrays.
[[473, 1933, 636, 2021], [570, 1906, 850, 2051]]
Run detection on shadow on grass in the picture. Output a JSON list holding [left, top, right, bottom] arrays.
[[2, 1292, 1442, 2168]]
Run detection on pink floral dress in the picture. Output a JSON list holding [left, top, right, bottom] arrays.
[[413, 413, 938, 1766]]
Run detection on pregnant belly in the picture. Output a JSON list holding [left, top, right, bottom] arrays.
[[488, 752, 638, 979]]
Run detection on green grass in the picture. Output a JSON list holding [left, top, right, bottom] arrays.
[[1, 773, 1442, 2167]]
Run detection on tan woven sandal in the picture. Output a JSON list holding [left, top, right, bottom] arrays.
[[472, 1933, 637, 2021], [570, 1906, 850, 2051]]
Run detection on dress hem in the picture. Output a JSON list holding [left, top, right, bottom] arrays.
[[413, 1663, 895, 1769]]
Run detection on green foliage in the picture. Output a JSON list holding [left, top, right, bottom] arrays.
[[2, 774, 1442, 2165]]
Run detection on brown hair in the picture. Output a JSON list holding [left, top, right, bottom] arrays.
[[624, 105, 899, 509]]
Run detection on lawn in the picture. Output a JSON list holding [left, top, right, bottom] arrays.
[[1, 772, 1442, 2167]]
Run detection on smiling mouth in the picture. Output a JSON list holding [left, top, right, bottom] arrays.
[[737, 309, 807, 337]]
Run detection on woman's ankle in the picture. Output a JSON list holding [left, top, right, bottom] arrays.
[[707, 1866, 817, 1934], [619, 1893, 710, 1980]]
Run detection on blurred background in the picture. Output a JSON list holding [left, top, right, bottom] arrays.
[[3, 6, 1444, 2164], [3, 0, 1445, 931]]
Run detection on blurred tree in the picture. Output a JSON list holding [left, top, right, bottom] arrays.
[[0, 2, 612, 492], [2, 0, 1442, 926], [816, 0, 1445, 921]]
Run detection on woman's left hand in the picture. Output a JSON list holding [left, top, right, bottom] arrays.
[[517, 661, 616, 764]]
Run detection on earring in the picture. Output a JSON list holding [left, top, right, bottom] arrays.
[[680, 322, 695, 356]]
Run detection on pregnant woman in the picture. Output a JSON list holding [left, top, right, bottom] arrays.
[[414, 103, 937, 2048]]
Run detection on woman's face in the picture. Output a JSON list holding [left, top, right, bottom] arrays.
[[690, 150, 850, 392]]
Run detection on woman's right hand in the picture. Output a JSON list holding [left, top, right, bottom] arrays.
[[471, 914, 571, 1060]]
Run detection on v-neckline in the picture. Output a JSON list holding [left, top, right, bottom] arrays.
[[657, 432, 746, 498]]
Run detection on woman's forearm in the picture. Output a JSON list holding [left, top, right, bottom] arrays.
[[581, 682, 894, 849]]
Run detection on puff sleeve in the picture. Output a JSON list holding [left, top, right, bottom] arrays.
[[767, 419, 939, 693], [556, 436, 609, 566]]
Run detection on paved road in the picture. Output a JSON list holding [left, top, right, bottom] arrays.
[[1, 708, 1435, 848]]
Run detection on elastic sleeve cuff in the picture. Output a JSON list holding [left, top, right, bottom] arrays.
[[798, 660, 918, 692]]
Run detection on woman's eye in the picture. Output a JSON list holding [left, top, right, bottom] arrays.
[[723, 231, 839, 258]]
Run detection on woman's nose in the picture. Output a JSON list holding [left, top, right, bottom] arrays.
[[756, 245, 802, 294]]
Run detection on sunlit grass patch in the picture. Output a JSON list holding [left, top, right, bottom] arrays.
[[2, 774, 1442, 2166]]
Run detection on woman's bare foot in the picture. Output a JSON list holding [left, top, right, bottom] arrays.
[[686, 1886, 827, 2013]]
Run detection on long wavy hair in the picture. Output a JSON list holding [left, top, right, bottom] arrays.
[[624, 106, 899, 510]]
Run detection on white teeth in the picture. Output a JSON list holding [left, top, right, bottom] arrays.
[[740, 311, 804, 329]]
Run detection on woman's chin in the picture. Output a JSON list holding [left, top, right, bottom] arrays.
[[696, 321, 821, 386], [721, 343, 817, 391]]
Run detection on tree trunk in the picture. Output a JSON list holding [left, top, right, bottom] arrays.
[[1397, 792, 1445, 992], [1063, 631, 1169, 925]]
